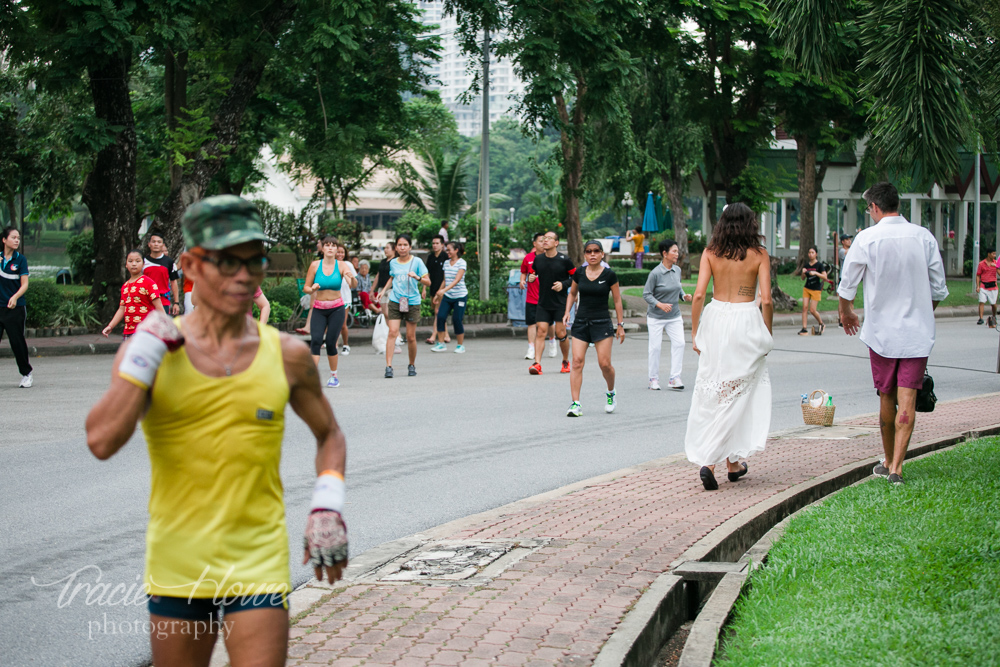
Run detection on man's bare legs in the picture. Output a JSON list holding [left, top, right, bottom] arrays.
[[150, 607, 288, 667], [534, 320, 569, 365], [878, 387, 918, 476]]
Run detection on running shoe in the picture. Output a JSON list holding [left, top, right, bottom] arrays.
[[888, 473, 905, 485], [341, 345, 350, 355], [384, 366, 393, 379], [649, 379, 661, 390], [978, 318, 985, 325], [567, 401, 582, 417], [797, 328, 809, 336], [327, 374, 340, 388], [19, 373, 32, 388], [560, 360, 571, 373], [547, 338, 557, 357], [431, 342, 447, 352], [605, 390, 617, 413], [529, 362, 543, 375], [668, 377, 684, 391], [873, 461, 890, 478], [525, 344, 535, 360], [454, 345, 466, 354], [408, 364, 417, 376]]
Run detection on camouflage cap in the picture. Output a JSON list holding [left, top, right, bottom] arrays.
[[181, 195, 271, 250]]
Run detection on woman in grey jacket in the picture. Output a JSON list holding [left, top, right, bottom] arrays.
[[643, 239, 691, 390]]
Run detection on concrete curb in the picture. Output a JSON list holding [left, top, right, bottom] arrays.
[[596, 421, 1000, 667]]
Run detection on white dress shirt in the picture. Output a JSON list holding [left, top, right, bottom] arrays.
[[837, 215, 949, 358]]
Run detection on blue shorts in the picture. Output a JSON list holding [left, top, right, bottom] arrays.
[[148, 593, 288, 621]]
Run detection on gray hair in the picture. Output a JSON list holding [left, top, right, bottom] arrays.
[[359, 259, 370, 268]]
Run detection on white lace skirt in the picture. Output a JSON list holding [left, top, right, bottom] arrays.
[[684, 300, 773, 467]]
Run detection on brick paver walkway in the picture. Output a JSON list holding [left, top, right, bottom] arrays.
[[284, 393, 999, 667]]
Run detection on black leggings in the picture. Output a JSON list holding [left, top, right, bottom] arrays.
[[0, 306, 32, 376], [309, 306, 346, 356]]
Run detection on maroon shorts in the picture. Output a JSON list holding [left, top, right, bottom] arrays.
[[869, 349, 927, 393]]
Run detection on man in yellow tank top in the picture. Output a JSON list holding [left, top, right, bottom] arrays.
[[86, 196, 349, 667]]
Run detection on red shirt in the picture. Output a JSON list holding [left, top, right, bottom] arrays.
[[977, 259, 999, 287], [143, 264, 171, 303], [120, 276, 160, 335], [520, 252, 540, 305]]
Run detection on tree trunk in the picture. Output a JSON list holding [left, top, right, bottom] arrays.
[[164, 49, 188, 191], [794, 134, 828, 269], [661, 167, 691, 278], [82, 55, 138, 320], [155, 1, 296, 257], [770, 255, 797, 311], [556, 88, 586, 266]]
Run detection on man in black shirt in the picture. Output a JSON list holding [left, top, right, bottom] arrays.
[[529, 231, 574, 374], [144, 231, 180, 315], [424, 235, 448, 343]]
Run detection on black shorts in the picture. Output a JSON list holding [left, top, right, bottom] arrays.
[[571, 318, 615, 344], [525, 302, 538, 326], [534, 304, 563, 325], [148, 592, 288, 621], [429, 278, 443, 296]]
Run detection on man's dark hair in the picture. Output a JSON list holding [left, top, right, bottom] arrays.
[[532, 232, 545, 242], [432, 235, 445, 244], [705, 202, 762, 261], [658, 238, 678, 255], [808, 245, 819, 253], [1, 226, 19, 242], [862, 182, 900, 213], [148, 230, 165, 242], [440, 220, 448, 227]]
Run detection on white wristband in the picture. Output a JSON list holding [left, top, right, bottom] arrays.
[[118, 330, 169, 390], [311, 473, 345, 513]]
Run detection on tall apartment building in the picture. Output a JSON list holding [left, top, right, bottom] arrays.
[[414, 1, 526, 136]]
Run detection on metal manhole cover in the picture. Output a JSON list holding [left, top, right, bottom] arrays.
[[370, 539, 545, 584]]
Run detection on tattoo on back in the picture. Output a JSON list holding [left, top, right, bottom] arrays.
[[738, 285, 754, 297]]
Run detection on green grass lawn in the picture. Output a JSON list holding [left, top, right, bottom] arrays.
[[716, 436, 1000, 667], [624, 276, 975, 312]]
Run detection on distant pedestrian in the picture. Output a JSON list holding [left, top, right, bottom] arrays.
[[563, 240, 625, 417], [1, 226, 32, 388], [438, 220, 449, 243], [519, 233, 552, 360], [685, 203, 773, 491], [144, 231, 181, 315], [335, 244, 356, 355], [975, 250, 998, 326], [797, 246, 827, 335], [304, 236, 357, 388], [432, 241, 468, 353], [376, 234, 429, 378], [626, 225, 645, 269], [356, 260, 380, 315], [643, 239, 692, 391], [103, 250, 164, 340], [838, 235, 852, 268], [425, 235, 449, 344], [529, 231, 574, 375], [839, 182, 949, 485]]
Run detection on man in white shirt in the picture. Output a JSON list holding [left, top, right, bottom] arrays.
[[438, 221, 449, 243], [838, 182, 949, 485]]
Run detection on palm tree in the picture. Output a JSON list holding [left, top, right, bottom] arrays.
[[385, 147, 473, 221]]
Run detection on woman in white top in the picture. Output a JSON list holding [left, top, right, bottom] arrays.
[[685, 203, 773, 491], [431, 241, 469, 353], [335, 244, 354, 355]]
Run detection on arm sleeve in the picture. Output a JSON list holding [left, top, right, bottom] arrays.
[[642, 270, 659, 307], [561, 259, 575, 290], [608, 269, 618, 286], [837, 242, 866, 300], [926, 237, 949, 301], [168, 260, 179, 282]]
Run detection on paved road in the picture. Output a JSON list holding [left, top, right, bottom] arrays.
[[0, 318, 996, 666]]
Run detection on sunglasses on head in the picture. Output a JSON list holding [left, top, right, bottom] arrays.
[[192, 251, 269, 276]]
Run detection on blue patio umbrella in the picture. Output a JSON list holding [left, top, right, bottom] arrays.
[[641, 191, 659, 234]]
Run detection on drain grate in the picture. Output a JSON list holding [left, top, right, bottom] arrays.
[[367, 539, 547, 584]]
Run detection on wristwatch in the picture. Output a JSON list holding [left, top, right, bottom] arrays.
[[617, 322, 625, 328]]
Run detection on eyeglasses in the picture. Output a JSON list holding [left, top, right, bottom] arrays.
[[584, 248, 603, 254], [193, 252, 269, 276]]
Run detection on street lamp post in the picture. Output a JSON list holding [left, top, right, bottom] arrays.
[[510, 207, 515, 226], [621, 192, 634, 237]]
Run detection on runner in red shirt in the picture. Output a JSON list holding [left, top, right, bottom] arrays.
[[519, 233, 553, 360], [103, 250, 164, 339], [975, 250, 998, 326]]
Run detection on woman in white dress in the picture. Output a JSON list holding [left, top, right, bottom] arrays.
[[685, 203, 774, 490]]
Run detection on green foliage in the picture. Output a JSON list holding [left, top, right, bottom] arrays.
[[66, 229, 95, 284], [166, 107, 227, 172], [51, 299, 100, 328], [729, 164, 780, 214], [23, 280, 63, 328], [511, 211, 561, 251], [254, 301, 294, 324], [419, 295, 506, 318], [318, 217, 368, 255], [717, 437, 1000, 667], [264, 282, 302, 311], [386, 147, 474, 222], [614, 268, 653, 287], [775, 258, 798, 274], [393, 210, 442, 248], [653, 230, 706, 255]]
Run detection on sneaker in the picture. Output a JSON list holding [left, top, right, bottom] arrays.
[[649, 379, 661, 390], [547, 339, 557, 357], [341, 345, 350, 356], [384, 366, 393, 379], [431, 342, 447, 352], [454, 345, 466, 354], [560, 360, 571, 374], [668, 377, 684, 391], [873, 461, 890, 478], [529, 362, 543, 375], [888, 473, 905, 485], [525, 344, 535, 360], [19, 373, 32, 388], [567, 401, 582, 417], [327, 374, 340, 388], [798, 328, 809, 336], [978, 318, 985, 325], [605, 390, 617, 413], [407, 364, 417, 376]]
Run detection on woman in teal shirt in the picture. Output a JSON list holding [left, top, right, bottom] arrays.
[[376, 234, 429, 378]]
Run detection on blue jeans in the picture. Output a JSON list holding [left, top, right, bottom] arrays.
[[436, 295, 466, 335]]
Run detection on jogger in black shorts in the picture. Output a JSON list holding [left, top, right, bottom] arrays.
[[529, 231, 575, 375], [562, 240, 625, 416]]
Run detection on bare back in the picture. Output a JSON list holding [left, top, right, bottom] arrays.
[[704, 248, 769, 302]]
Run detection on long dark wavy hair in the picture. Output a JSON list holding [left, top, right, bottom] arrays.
[[705, 203, 763, 261]]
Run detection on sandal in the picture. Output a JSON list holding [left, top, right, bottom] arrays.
[[819, 323, 826, 335], [727, 462, 748, 482], [797, 328, 809, 336], [700, 466, 719, 491]]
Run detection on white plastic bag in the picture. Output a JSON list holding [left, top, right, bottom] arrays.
[[372, 313, 389, 354]]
